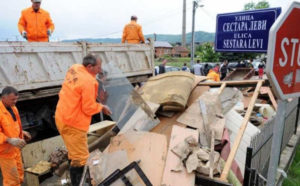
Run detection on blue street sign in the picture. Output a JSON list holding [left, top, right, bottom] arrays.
[[215, 8, 281, 52]]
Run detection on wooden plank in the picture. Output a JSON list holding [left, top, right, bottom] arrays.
[[198, 80, 265, 87], [107, 132, 167, 186], [267, 88, 278, 110], [161, 125, 198, 186], [151, 113, 186, 146], [220, 80, 263, 182], [88, 120, 116, 133], [25, 172, 39, 186]]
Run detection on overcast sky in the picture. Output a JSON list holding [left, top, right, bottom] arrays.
[[0, 0, 291, 41]]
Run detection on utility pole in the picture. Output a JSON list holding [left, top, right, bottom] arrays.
[[190, 0, 197, 67], [182, 0, 186, 47], [190, 0, 204, 68]]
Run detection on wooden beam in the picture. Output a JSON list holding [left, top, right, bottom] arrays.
[[219, 80, 263, 182], [198, 80, 266, 87]]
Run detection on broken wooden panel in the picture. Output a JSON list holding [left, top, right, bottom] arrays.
[[177, 91, 225, 141], [161, 125, 198, 186], [107, 132, 167, 186]]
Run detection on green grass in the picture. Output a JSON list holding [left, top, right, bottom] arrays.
[[282, 145, 300, 186], [155, 57, 201, 68]]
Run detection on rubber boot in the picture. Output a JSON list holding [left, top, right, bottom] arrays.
[[69, 166, 84, 186]]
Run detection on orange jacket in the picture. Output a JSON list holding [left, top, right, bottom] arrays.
[[207, 69, 220, 82], [55, 64, 103, 132], [18, 7, 55, 42], [0, 101, 23, 158], [122, 21, 145, 44]]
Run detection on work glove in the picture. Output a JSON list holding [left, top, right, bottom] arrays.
[[47, 29, 52, 36], [22, 31, 27, 40], [7, 138, 26, 149]]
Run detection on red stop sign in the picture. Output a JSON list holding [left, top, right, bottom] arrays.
[[266, 2, 300, 100]]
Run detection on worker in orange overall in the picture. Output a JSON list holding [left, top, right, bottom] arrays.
[[207, 64, 221, 82], [0, 86, 31, 186], [122, 15, 145, 44], [55, 54, 112, 186], [18, 0, 55, 42]]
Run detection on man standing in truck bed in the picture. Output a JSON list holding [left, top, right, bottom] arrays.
[[55, 54, 111, 185], [0, 86, 31, 186], [18, 0, 55, 42], [122, 15, 145, 44]]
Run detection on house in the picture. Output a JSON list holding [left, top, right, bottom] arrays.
[[172, 46, 189, 57], [154, 41, 173, 58]]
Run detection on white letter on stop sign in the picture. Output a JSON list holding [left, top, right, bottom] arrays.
[[280, 37, 289, 67], [279, 37, 300, 67], [290, 38, 299, 67]]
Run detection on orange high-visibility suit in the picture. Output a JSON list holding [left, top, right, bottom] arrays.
[[18, 7, 55, 42], [122, 21, 145, 44], [55, 64, 103, 167], [207, 69, 220, 82], [0, 101, 24, 186]]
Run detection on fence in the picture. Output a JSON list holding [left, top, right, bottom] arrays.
[[243, 98, 300, 186]]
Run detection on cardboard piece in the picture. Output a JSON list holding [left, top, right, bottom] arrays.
[[161, 125, 198, 186], [107, 132, 167, 186]]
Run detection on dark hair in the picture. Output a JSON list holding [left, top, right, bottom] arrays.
[[131, 15, 137, 20], [1, 86, 18, 97], [197, 60, 200, 63], [82, 54, 100, 67]]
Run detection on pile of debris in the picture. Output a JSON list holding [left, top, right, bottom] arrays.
[[23, 71, 278, 186]]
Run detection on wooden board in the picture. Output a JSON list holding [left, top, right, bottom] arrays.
[[88, 121, 116, 133], [187, 86, 210, 107], [151, 113, 186, 146], [107, 132, 167, 186], [177, 100, 204, 131], [161, 125, 198, 186]]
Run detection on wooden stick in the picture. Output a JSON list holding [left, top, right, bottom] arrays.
[[218, 82, 227, 95], [219, 80, 263, 182], [198, 80, 265, 87], [209, 130, 215, 178], [267, 88, 278, 110]]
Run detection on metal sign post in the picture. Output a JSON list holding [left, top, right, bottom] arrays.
[[266, 100, 287, 186]]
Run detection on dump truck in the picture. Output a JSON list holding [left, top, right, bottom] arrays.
[[0, 41, 155, 137]]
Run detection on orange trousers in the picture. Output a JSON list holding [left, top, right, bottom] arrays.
[[55, 118, 89, 167], [0, 151, 24, 186]]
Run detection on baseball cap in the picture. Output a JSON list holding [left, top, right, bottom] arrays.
[[32, 0, 42, 3]]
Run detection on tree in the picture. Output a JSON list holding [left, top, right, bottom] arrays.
[[244, 0, 270, 10], [244, 2, 255, 11], [196, 43, 220, 62]]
